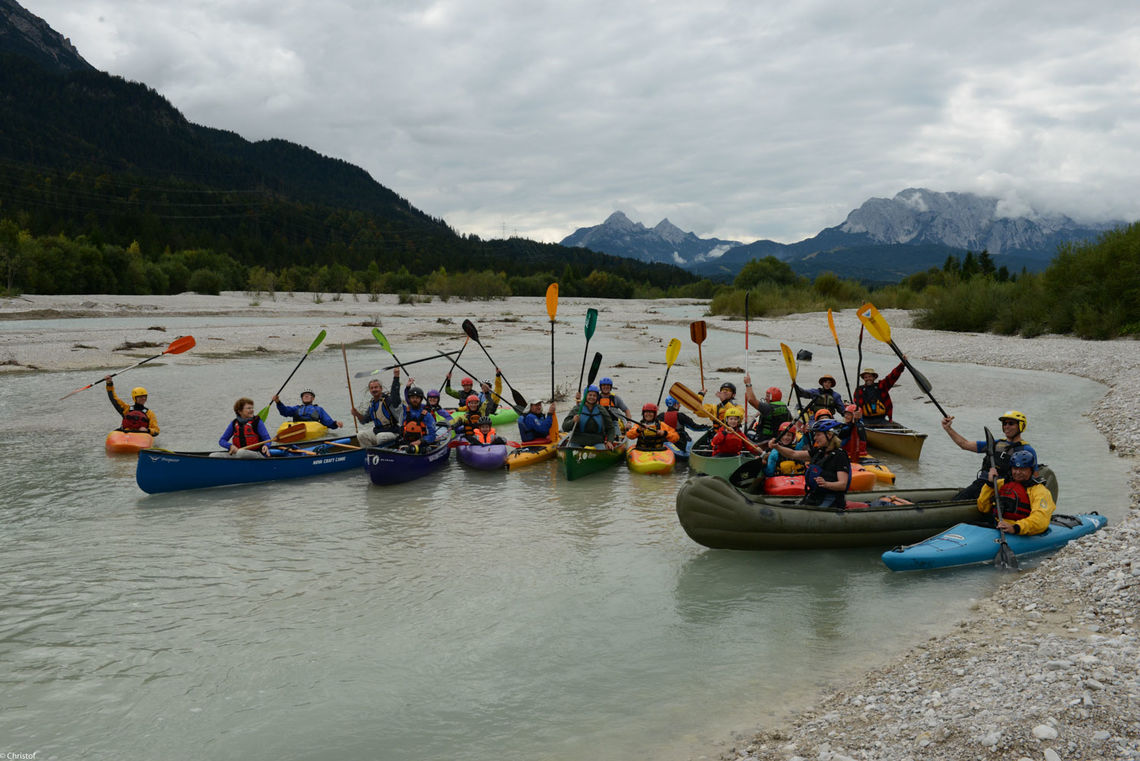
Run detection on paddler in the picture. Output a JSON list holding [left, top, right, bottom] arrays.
[[397, 386, 437, 453], [562, 384, 619, 449], [467, 416, 507, 446], [104, 375, 159, 436], [445, 371, 502, 406], [625, 403, 680, 452], [596, 377, 630, 419], [443, 374, 478, 404], [352, 371, 402, 447], [702, 381, 738, 422], [424, 389, 453, 424], [742, 376, 791, 439], [836, 404, 868, 460], [764, 421, 806, 476], [709, 406, 759, 457], [517, 398, 555, 444], [976, 449, 1055, 535], [942, 410, 1037, 501], [767, 419, 850, 508], [661, 395, 709, 451], [793, 374, 845, 417], [852, 363, 906, 424], [453, 393, 498, 439], [213, 397, 271, 458], [272, 389, 342, 430]]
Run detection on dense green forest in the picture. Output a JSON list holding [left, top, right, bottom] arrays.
[[707, 225, 1140, 339]]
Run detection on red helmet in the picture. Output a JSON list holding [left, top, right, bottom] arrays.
[[465, 394, 480, 406], [844, 404, 858, 413], [766, 386, 782, 401], [461, 377, 474, 386], [777, 421, 795, 434], [642, 403, 658, 413]]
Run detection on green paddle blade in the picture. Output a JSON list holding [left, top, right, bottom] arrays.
[[309, 329, 328, 353], [372, 328, 392, 354], [584, 308, 598, 340]]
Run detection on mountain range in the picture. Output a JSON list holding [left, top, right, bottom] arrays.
[[562, 189, 1127, 282]]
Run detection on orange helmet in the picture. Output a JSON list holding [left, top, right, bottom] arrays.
[[766, 386, 782, 401]]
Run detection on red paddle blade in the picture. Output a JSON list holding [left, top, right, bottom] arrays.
[[166, 335, 196, 354]]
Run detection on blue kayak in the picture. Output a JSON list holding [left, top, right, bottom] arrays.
[[881, 513, 1107, 571], [136, 438, 364, 493]]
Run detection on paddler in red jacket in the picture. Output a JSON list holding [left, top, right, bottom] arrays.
[[709, 406, 759, 457], [104, 375, 159, 436]]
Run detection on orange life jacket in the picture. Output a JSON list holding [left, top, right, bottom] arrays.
[[472, 427, 498, 444]]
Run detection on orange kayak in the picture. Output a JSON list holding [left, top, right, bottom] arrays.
[[105, 430, 154, 455]]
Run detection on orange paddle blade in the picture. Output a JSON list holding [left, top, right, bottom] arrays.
[[689, 320, 707, 344], [274, 423, 310, 443]]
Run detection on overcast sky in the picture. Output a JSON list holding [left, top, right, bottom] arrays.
[[22, 0, 1140, 243]]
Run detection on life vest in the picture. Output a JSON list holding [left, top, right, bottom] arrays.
[[982, 440, 1030, 480], [457, 410, 483, 437], [806, 391, 841, 416], [231, 418, 261, 448], [662, 410, 680, 429], [854, 383, 888, 418], [996, 480, 1033, 521], [804, 447, 851, 504], [634, 421, 667, 450], [290, 403, 323, 423], [121, 406, 150, 432], [755, 401, 791, 437], [472, 427, 498, 444], [402, 406, 431, 441], [575, 403, 609, 436], [715, 399, 735, 421], [598, 395, 615, 408]]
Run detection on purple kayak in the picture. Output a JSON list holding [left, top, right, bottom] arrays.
[[456, 442, 509, 470]]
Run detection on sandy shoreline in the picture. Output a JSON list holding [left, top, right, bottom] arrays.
[[3, 292, 1138, 759]]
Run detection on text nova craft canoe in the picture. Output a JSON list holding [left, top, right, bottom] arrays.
[[675, 475, 979, 550], [881, 513, 1107, 571], [136, 437, 364, 493], [365, 433, 453, 485]]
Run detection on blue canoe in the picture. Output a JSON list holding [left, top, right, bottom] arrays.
[[881, 513, 1107, 571], [365, 432, 453, 485], [136, 438, 365, 493]]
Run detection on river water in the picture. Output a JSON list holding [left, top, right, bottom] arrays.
[[0, 308, 1131, 761]]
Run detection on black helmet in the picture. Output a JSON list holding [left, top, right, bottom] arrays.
[[720, 382, 737, 394], [408, 386, 424, 398]]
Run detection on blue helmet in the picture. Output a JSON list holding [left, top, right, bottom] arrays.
[[665, 395, 678, 408], [586, 384, 601, 395], [812, 419, 841, 434], [1010, 449, 1037, 470], [599, 377, 614, 387]]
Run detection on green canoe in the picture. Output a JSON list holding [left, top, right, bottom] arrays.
[[558, 441, 627, 481], [688, 430, 757, 479]]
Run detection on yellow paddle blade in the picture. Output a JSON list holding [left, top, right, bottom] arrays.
[[546, 283, 558, 321], [856, 302, 891, 344], [827, 309, 839, 344], [668, 381, 712, 421], [665, 338, 681, 367], [780, 342, 797, 383]]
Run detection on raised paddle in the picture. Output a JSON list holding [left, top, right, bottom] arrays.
[[439, 338, 469, 391], [342, 344, 358, 433], [258, 330, 327, 421], [586, 351, 603, 388], [669, 381, 759, 453], [855, 302, 947, 417], [546, 283, 558, 401], [689, 320, 707, 391], [577, 308, 599, 396], [461, 319, 527, 408], [985, 426, 1020, 570], [434, 351, 525, 412], [744, 292, 750, 428], [656, 338, 682, 407], [354, 349, 462, 378], [827, 309, 854, 401], [371, 327, 410, 373], [60, 335, 196, 400], [780, 342, 807, 420]]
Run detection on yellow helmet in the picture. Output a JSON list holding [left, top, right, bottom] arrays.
[[131, 387, 148, 399], [724, 405, 745, 419], [999, 410, 1027, 432]]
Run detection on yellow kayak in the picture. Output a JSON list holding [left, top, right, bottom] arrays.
[[506, 414, 560, 471], [276, 421, 327, 442], [626, 447, 676, 475]]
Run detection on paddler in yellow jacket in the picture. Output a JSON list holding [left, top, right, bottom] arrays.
[[701, 381, 738, 421], [976, 449, 1055, 536], [104, 375, 159, 436]]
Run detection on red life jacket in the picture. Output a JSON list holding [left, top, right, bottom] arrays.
[[232, 418, 261, 448], [662, 410, 680, 429], [121, 407, 150, 432], [997, 480, 1033, 521]]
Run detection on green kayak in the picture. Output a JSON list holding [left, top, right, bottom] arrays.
[[558, 441, 627, 481], [688, 430, 757, 479], [450, 406, 519, 427]]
